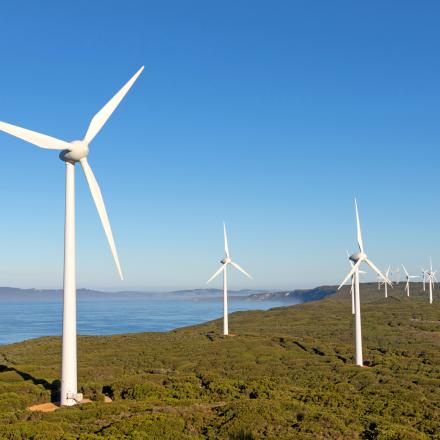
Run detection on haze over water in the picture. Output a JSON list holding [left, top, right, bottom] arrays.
[[0, 290, 285, 345]]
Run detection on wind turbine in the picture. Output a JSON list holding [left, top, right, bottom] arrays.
[[338, 199, 391, 367], [421, 267, 428, 291], [402, 265, 419, 297], [391, 266, 401, 284], [207, 223, 252, 336], [0, 66, 144, 406], [426, 258, 437, 304], [379, 266, 391, 298], [376, 273, 383, 291]]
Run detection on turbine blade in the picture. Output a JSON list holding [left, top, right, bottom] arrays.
[[84, 66, 144, 143], [365, 259, 392, 285], [223, 222, 230, 258], [402, 264, 409, 277], [80, 158, 123, 280], [207, 265, 225, 284], [230, 261, 252, 279], [338, 259, 362, 290], [0, 121, 70, 150], [354, 198, 364, 253]]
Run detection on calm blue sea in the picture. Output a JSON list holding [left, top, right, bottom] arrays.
[[0, 292, 286, 345]]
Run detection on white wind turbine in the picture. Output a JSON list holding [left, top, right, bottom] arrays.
[[426, 258, 437, 304], [379, 266, 391, 298], [402, 265, 419, 297], [421, 267, 428, 291], [0, 66, 144, 406], [207, 223, 252, 336], [391, 266, 401, 284], [338, 199, 391, 367]]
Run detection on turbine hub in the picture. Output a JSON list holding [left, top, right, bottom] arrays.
[[59, 140, 89, 163], [350, 252, 367, 262], [221, 257, 231, 265]]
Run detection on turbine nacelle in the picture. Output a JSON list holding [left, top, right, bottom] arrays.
[[221, 257, 232, 265], [59, 140, 89, 163], [349, 252, 367, 263]]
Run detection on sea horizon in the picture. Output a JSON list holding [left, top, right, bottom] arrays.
[[0, 288, 291, 345]]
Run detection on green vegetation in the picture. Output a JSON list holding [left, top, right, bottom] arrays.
[[0, 283, 439, 439]]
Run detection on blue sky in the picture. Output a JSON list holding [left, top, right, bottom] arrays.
[[0, 1, 439, 290]]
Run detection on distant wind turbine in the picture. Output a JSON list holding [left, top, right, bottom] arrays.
[[379, 266, 391, 298], [207, 223, 252, 335], [339, 199, 391, 367], [402, 265, 419, 297], [0, 66, 144, 405], [421, 267, 428, 291], [391, 266, 401, 284], [426, 258, 437, 304]]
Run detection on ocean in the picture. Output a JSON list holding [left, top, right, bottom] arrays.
[[0, 290, 286, 345]]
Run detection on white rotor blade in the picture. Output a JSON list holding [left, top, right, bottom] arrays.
[[338, 259, 362, 290], [230, 261, 252, 279], [365, 259, 392, 285], [80, 158, 123, 280], [207, 265, 225, 284], [402, 264, 409, 277], [0, 121, 70, 150], [84, 66, 144, 143], [354, 198, 364, 253], [223, 222, 230, 258]]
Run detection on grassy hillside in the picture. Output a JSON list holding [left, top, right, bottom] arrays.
[[0, 283, 439, 439]]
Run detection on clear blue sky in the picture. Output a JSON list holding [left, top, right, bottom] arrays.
[[0, 1, 438, 291]]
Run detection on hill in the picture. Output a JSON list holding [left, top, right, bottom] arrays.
[[244, 285, 337, 303], [0, 282, 438, 439]]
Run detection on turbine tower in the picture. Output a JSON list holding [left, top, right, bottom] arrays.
[[338, 199, 391, 367], [426, 258, 437, 304], [402, 265, 418, 297], [0, 66, 144, 405], [207, 223, 252, 335]]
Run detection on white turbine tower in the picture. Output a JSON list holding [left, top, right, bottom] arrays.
[[338, 199, 391, 367], [402, 265, 418, 297], [0, 66, 144, 406], [207, 223, 252, 336], [379, 266, 391, 298], [426, 258, 437, 304]]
